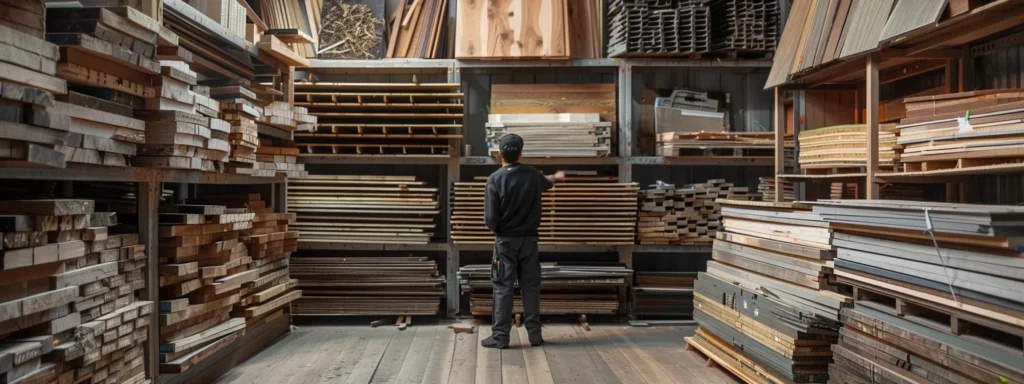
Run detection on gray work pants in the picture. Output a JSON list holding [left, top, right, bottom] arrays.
[[490, 236, 542, 344]]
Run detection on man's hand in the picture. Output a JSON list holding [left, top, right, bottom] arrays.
[[553, 171, 566, 182]]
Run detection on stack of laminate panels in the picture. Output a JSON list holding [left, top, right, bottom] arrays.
[[637, 182, 680, 245], [897, 89, 1024, 173], [656, 131, 775, 158], [451, 181, 638, 245], [156, 204, 256, 374], [288, 175, 440, 245], [809, 200, 1024, 384], [607, 0, 710, 57], [209, 81, 262, 175], [798, 124, 899, 172], [486, 113, 612, 157], [459, 262, 633, 315], [709, 0, 779, 53], [631, 272, 695, 318], [0, 199, 153, 384], [254, 139, 306, 178], [294, 82, 462, 157], [291, 256, 443, 316], [758, 176, 794, 201], [0, 19, 72, 168], [688, 199, 850, 383]]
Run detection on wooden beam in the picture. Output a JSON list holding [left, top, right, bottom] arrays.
[[881, 48, 963, 59], [866, 54, 880, 200], [774, 87, 785, 203]]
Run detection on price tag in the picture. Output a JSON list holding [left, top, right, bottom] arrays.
[[754, 308, 759, 316], [743, 301, 748, 309], [957, 112, 972, 133]]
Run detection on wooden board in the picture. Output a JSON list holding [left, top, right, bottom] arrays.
[[455, 0, 568, 59]]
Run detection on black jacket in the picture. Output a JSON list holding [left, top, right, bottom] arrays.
[[484, 163, 554, 237]]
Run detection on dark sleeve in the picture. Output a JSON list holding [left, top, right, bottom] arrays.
[[539, 170, 555, 191], [484, 176, 500, 233]]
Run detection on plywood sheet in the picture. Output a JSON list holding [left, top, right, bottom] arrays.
[[838, 0, 895, 58], [878, 0, 948, 43], [455, 0, 568, 59]]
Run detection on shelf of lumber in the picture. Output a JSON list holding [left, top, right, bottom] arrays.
[[459, 263, 633, 315], [291, 256, 443, 316]]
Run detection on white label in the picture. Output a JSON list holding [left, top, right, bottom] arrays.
[[743, 301, 747, 309], [754, 308, 759, 316], [957, 116, 973, 133]]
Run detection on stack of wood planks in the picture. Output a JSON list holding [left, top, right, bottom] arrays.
[[386, 0, 449, 58], [758, 176, 793, 202], [288, 175, 440, 245], [687, 199, 851, 383], [0, 19, 71, 168], [455, 0, 571, 59], [451, 180, 638, 245], [631, 272, 695, 318], [0, 0, 45, 39], [637, 182, 681, 245], [486, 113, 612, 158], [254, 138, 306, 178], [291, 256, 443, 316], [810, 200, 1024, 384], [210, 80, 262, 175], [607, 0, 710, 58], [676, 179, 748, 245], [896, 89, 1024, 173], [0, 199, 153, 383], [156, 203, 257, 374], [185, 0, 247, 40], [459, 262, 633, 315], [657, 131, 776, 158], [294, 82, 462, 157], [258, 0, 323, 58], [798, 124, 899, 173]]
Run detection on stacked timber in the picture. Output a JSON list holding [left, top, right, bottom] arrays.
[[657, 132, 775, 158], [897, 89, 1024, 173], [607, 0, 711, 58], [46, 7, 175, 168], [288, 175, 440, 245], [291, 256, 443, 316], [0, 199, 153, 384], [209, 81, 262, 175], [254, 138, 306, 178], [156, 204, 256, 374], [631, 272, 695, 318], [798, 124, 899, 172], [486, 113, 612, 158], [0, 20, 72, 168], [293, 106, 316, 132], [385, 0, 449, 58], [294, 82, 462, 157], [637, 182, 680, 245], [459, 263, 633, 315], [829, 182, 858, 199], [758, 177, 794, 202], [451, 180, 638, 245], [687, 199, 851, 383], [673, 179, 748, 245], [809, 200, 1024, 384]]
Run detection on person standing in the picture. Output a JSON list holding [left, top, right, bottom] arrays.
[[481, 133, 565, 349]]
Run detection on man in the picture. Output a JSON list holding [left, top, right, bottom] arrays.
[[481, 133, 565, 349]]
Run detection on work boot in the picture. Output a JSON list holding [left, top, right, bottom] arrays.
[[480, 335, 508, 349], [530, 338, 544, 347]]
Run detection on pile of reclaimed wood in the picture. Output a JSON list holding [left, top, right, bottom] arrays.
[[486, 113, 612, 158], [809, 200, 1024, 384], [607, 0, 710, 57], [637, 179, 749, 245], [897, 89, 1024, 173], [254, 138, 306, 178], [686, 199, 851, 383], [156, 204, 258, 374], [451, 180, 638, 245], [631, 272, 695, 318], [0, 199, 153, 383], [288, 175, 440, 245], [708, 0, 779, 53], [291, 256, 443, 316], [758, 176, 793, 201], [458, 262, 633, 315], [656, 131, 775, 158], [294, 82, 462, 157], [798, 124, 899, 172]]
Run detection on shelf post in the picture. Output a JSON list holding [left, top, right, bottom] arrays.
[[866, 54, 880, 199], [618, 63, 634, 157], [774, 87, 785, 202], [446, 160, 460, 318], [138, 180, 161, 379]]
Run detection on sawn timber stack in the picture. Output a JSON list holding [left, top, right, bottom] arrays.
[[291, 256, 443, 316], [459, 262, 632, 316]]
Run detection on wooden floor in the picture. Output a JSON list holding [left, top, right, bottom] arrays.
[[212, 318, 741, 384]]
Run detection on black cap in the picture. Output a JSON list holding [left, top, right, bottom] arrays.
[[499, 133, 523, 153]]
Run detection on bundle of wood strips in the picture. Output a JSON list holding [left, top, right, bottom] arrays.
[[798, 124, 899, 172], [486, 113, 612, 158], [291, 256, 443, 316], [459, 263, 633, 315]]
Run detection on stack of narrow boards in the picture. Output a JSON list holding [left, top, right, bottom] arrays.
[[458, 262, 633, 315], [288, 175, 440, 245], [156, 204, 258, 374], [656, 131, 776, 158], [798, 124, 899, 171], [637, 179, 749, 245], [450, 180, 638, 245], [486, 113, 612, 158], [210, 80, 263, 175], [759, 176, 794, 202], [386, 0, 450, 58], [896, 89, 1024, 174], [294, 82, 462, 157], [0, 199, 153, 384], [810, 199, 1024, 384], [254, 139, 306, 178], [631, 272, 695, 318], [692, 199, 850, 383], [291, 256, 443, 316]]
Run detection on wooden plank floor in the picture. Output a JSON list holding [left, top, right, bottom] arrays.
[[213, 319, 742, 384]]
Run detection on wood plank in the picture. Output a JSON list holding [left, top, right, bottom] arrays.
[[447, 330, 477, 384], [370, 323, 417, 383], [476, 326, 502, 384], [517, 325, 555, 384], [393, 322, 437, 384], [501, 326, 528, 383], [545, 324, 623, 384], [419, 321, 456, 384], [344, 332, 393, 384]]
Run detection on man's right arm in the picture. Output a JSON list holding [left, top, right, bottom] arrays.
[[484, 177, 500, 233]]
